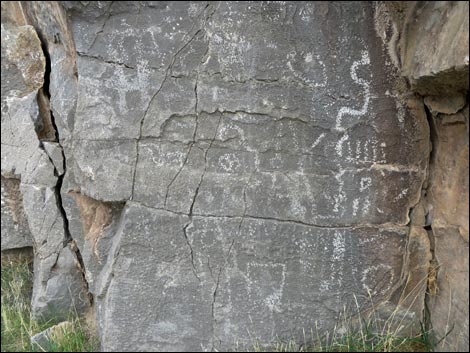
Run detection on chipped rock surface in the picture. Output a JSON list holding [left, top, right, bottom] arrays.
[[0, 1, 468, 352]]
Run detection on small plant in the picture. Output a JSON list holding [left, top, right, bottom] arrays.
[[1, 254, 99, 352], [241, 288, 433, 352], [245, 321, 430, 352]]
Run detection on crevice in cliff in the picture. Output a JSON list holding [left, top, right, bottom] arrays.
[[76, 52, 136, 69], [398, 97, 440, 335], [180, 90, 222, 283], [129, 199, 414, 230], [421, 102, 439, 333], [178, 72, 202, 281], [190, 114, 222, 211], [37, 35, 93, 306]]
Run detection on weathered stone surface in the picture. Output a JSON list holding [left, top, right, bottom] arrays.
[[43, 142, 65, 176], [97, 202, 408, 351], [428, 227, 469, 352], [426, 104, 469, 352], [424, 95, 467, 116], [1, 176, 32, 250], [382, 1, 469, 96], [379, 3, 469, 350], [1, 11, 43, 254], [71, 139, 137, 201], [430, 108, 469, 239], [55, 2, 430, 351], [21, 183, 89, 320], [2, 1, 468, 352], [1, 5, 89, 321], [398, 226, 431, 325], [0, 23, 45, 97], [31, 321, 73, 351], [62, 191, 125, 296]]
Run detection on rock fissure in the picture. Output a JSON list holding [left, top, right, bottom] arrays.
[[164, 74, 200, 208], [421, 102, 440, 333], [37, 33, 93, 306], [125, 200, 413, 230], [182, 221, 200, 281], [76, 51, 136, 69]]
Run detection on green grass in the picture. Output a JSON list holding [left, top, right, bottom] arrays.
[[247, 325, 431, 352], [242, 290, 433, 352], [1, 255, 99, 352], [2, 254, 432, 352]]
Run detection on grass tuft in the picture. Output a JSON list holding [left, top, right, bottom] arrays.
[[243, 289, 433, 352], [2, 253, 433, 352], [1, 255, 99, 352], [247, 324, 430, 352]]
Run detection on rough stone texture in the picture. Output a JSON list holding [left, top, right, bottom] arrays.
[[379, 2, 469, 351], [394, 1, 468, 95], [423, 95, 467, 116], [62, 191, 125, 296], [398, 226, 431, 324], [96, 202, 409, 351], [59, 2, 428, 350], [1, 2, 88, 320], [425, 104, 469, 352], [1, 176, 32, 250], [43, 142, 65, 175], [31, 321, 73, 351], [1, 1, 468, 352]]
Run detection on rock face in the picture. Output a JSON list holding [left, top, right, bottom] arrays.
[[1, 1, 468, 352], [424, 103, 469, 352], [378, 2, 469, 351], [1, 1, 89, 320], [1, 176, 32, 250], [31, 321, 73, 351]]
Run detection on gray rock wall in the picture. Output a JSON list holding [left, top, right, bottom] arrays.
[[1, 1, 89, 320], [1, 1, 467, 352]]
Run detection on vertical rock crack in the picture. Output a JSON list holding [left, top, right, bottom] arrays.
[[37, 34, 93, 305]]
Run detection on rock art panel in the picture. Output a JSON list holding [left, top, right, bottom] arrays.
[[6, 1, 469, 352], [57, 2, 429, 350]]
